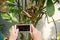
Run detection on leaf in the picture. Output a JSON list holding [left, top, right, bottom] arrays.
[[1, 13, 10, 20], [6, 1, 15, 7], [8, 0, 14, 2], [9, 13, 19, 23], [18, 6, 23, 12], [46, 0, 55, 17], [58, 7, 60, 11], [10, 7, 19, 14]]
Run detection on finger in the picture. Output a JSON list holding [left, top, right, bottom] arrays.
[[30, 24, 35, 32], [16, 29, 19, 34], [30, 24, 34, 35], [15, 25, 16, 30], [30, 24, 32, 33], [14, 25, 19, 33], [29, 31, 33, 38], [30, 24, 37, 34], [12, 25, 15, 31], [14, 25, 17, 32], [15, 29, 19, 37], [30, 24, 34, 29]]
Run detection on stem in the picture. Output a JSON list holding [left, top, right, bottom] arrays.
[[34, 15, 41, 27], [22, 0, 23, 9], [17, 0, 21, 22], [28, 34, 32, 40], [45, 14, 50, 23], [17, 0, 25, 40], [0, 12, 1, 17], [48, 19, 60, 23], [35, 12, 44, 27], [25, 0, 27, 9], [52, 17, 57, 40]]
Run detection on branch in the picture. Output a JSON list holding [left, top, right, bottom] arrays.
[[35, 12, 44, 27], [48, 19, 60, 23], [52, 17, 57, 40]]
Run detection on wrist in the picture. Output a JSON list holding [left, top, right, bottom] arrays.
[[9, 36, 16, 40], [33, 38, 41, 40], [34, 39, 41, 40]]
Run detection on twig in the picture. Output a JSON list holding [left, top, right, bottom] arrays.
[[52, 17, 57, 40], [48, 19, 60, 23], [45, 13, 50, 23]]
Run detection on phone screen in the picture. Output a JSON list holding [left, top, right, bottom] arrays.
[[17, 24, 30, 31]]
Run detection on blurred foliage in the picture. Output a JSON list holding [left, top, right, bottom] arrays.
[[50, 32, 60, 40], [0, 0, 60, 40], [58, 7, 60, 11], [0, 31, 4, 40], [57, 33, 60, 38]]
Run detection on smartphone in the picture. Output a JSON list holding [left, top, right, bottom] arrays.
[[16, 24, 30, 31]]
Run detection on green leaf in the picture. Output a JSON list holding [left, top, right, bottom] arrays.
[[7, 0, 14, 2], [6, 1, 15, 7], [9, 13, 19, 23], [18, 6, 23, 12], [46, 0, 55, 17], [1, 13, 10, 20], [58, 7, 60, 11]]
